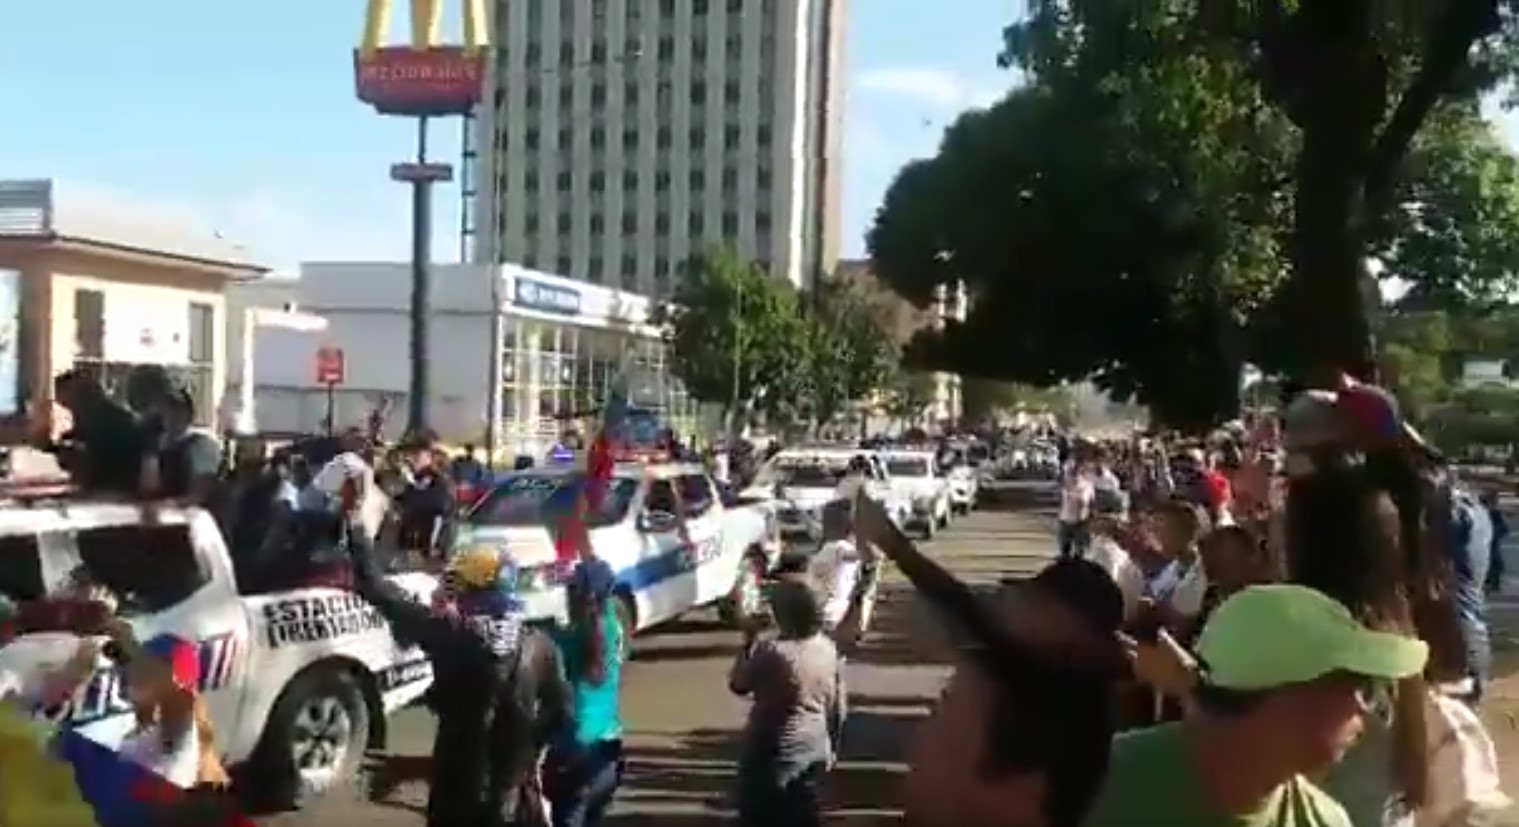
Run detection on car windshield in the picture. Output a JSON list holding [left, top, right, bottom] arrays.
[[761, 459, 848, 488], [887, 457, 930, 477], [469, 473, 638, 528], [967, 445, 991, 464]]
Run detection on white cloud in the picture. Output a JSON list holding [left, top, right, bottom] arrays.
[[40, 179, 461, 276], [855, 66, 1003, 110]]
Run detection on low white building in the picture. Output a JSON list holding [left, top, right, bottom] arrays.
[[227, 262, 698, 455]]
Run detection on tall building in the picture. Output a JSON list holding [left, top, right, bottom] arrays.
[[464, 0, 845, 297]]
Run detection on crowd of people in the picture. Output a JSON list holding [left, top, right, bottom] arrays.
[[6, 364, 1517, 827]]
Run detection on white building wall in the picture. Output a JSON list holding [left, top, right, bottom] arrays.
[[226, 262, 682, 447]]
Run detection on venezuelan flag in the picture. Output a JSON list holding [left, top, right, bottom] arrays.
[[0, 702, 253, 827], [550, 368, 631, 563]]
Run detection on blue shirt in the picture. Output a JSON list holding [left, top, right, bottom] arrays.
[[551, 607, 625, 747]]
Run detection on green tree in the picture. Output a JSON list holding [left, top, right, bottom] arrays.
[[884, 370, 938, 425], [803, 276, 897, 425], [1006, 0, 1518, 378], [869, 0, 1519, 427], [655, 248, 811, 426]]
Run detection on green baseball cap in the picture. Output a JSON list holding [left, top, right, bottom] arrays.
[[1198, 584, 1429, 690]]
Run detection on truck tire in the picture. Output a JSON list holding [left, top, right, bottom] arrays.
[[247, 664, 372, 811]]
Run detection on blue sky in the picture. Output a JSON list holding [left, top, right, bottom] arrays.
[[0, 0, 1012, 272], [5, 2, 1514, 275]]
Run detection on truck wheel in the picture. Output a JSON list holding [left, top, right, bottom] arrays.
[[249, 665, 371, 810], [718, 552, 766, 628]]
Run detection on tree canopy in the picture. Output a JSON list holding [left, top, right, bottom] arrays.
[[656, 249, 897, 428], [869, 0, 1519, 429]]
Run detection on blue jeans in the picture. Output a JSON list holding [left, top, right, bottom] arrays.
[[1057, 521, 1089, 559], [1450, 494, 1494, 700], [546, 739, 623, 827], [737, 761, 824, 827]]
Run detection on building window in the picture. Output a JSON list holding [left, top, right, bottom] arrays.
[[690, 127, 706, 148], [622, 130, 638, 150], [556, 256, 572, 275], [526, 170, 539, 192], [526, 129, 540, 150], [724, 125, 740, 149], [690, 168, 706, 189], [526, 88, 541, 109], [622, 212, 637, 233], [655, 171, 671, 191], [625, 83, 639, 106], [722, 212, 738, 235], [590, 213, 605, 233], [691, 81, 707, 104], [756, 212, 772, 232], [655, 213, 671, 235], [724, 80, 740, 104], [722, 167, 738, 191], [622, 170, 638, 190], [184, 302, 215, 422], [757, 124, 772, 146], [74, 289, 104, 360], [557, 213, 572, 233], [694, 0, 709, 13], [558, 129, 571, 150], [689, 212, 705, 234], [589, 257, 604, 282], [556, 171, 572, 191], [591, 128, 606, 149], [657, 37, 674, 60], [589, 171, 606, 191], [656, 127, 672, 149], [728, 0, 743, 12]]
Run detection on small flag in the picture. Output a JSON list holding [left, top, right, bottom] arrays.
[[550, 365, 631, 563]]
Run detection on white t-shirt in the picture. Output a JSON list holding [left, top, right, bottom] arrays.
[[307, 452, 389, 539], [1086, 535, 1146, 621], [1151, 557, 1209, 618], [809, 539, 864, 628], [118, 722, 203, 788], [1058, 471, 1095, 523]]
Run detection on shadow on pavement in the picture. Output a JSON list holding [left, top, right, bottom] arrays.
[[614, 711, 914, 826], [631, 642, 742, 664], [361, 753, 431, 815]]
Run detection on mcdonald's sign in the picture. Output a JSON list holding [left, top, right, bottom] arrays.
[[354, 0, 489, 117]]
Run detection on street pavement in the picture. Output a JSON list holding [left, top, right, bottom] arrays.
[[258, 482, 1062, 826]]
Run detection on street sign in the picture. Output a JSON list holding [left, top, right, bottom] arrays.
[[389, 162, 454, 182], [316, 347, 346, 385]]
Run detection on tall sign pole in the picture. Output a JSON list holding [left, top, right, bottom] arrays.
[[354, 0, 488, 437]]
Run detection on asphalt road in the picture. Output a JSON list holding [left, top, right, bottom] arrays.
[[259, 482, 1061, 826]]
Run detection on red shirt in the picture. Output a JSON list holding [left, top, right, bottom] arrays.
[[1201, 469, 1232, 512]]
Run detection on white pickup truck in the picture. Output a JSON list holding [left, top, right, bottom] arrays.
[[746, 447, 911, 541], [454, 461, 780, 633], [883, 448, 954, 538], [0, 499, 439, 808]]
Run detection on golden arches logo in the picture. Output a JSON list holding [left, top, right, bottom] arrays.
[[353, 0, 489, 116], [359, 0, 488, 58]]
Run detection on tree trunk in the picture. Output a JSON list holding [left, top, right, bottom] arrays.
[[1281, 14, 1385, 382]]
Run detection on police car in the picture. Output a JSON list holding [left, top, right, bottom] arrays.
[[0, 493, 440, 808], [747, 447, 911, 541], [455, 456, 780, 633]]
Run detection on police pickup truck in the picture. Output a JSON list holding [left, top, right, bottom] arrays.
[[0, 497, 439, 809], [747, 447, 910, 542], [454, 460, 780, 633]]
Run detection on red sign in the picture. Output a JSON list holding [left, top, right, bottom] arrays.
[[354, 46, 484, 117], [316, 347, 345, 385]]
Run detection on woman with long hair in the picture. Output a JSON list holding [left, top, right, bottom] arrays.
[[544, 558, 626, 827]]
